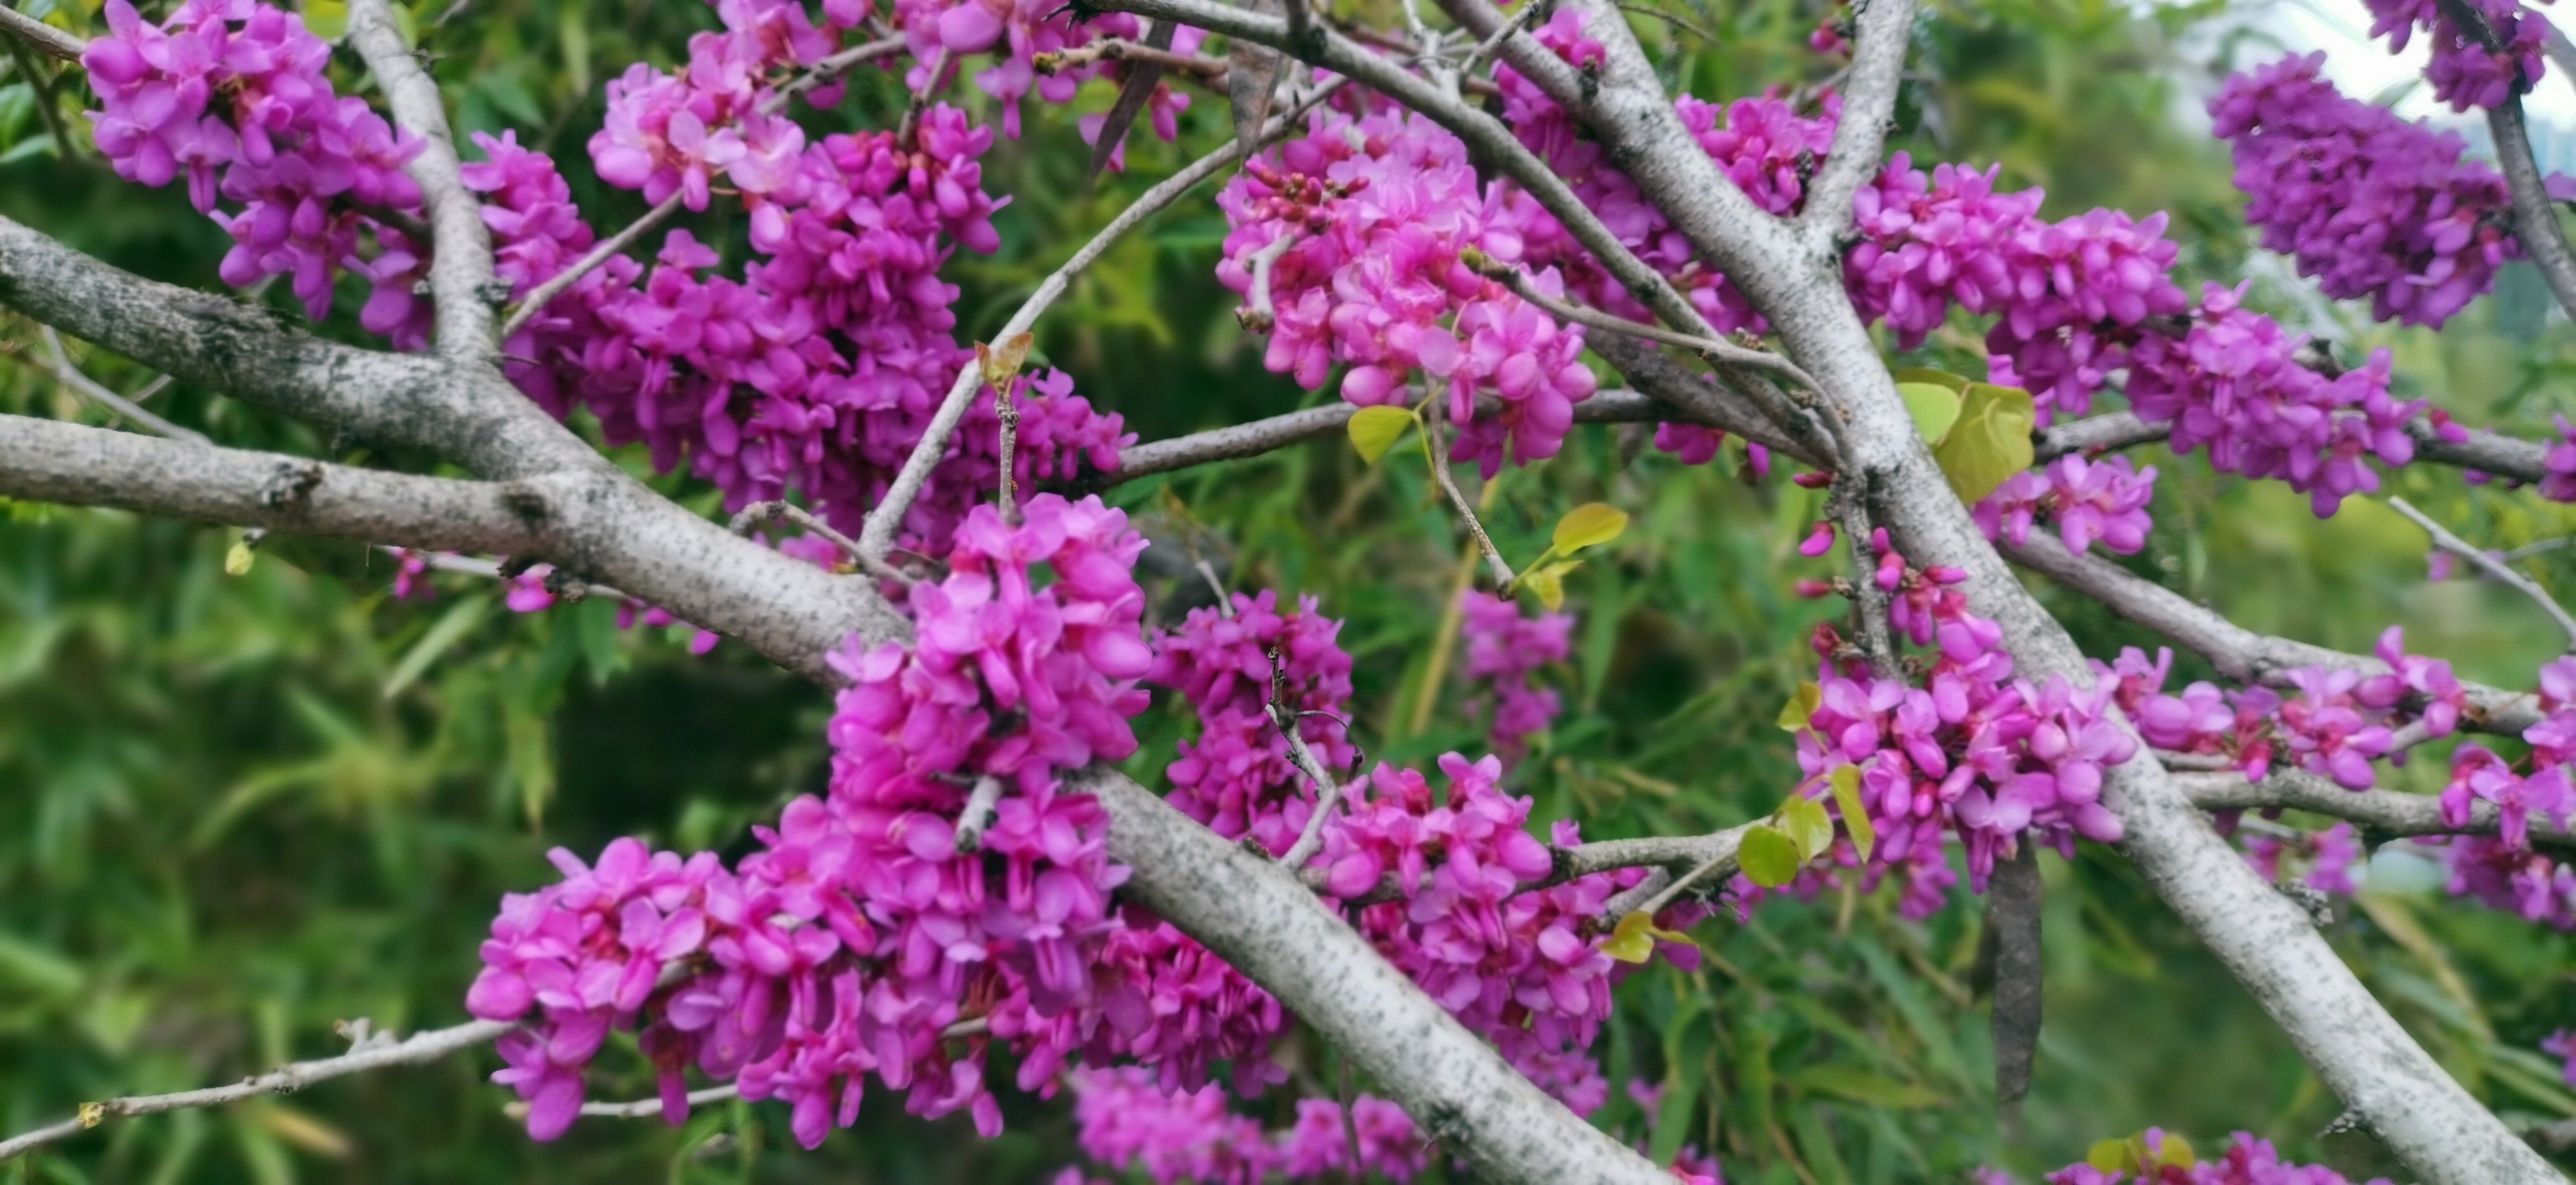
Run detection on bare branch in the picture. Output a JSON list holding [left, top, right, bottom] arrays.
[[0, 413, 582, 556], [0, 1019, 512, 1163], [2173, 768, 2576, 858], [1034, 36, 1232, 82], [1999, 529, 2544, 736], [2486, 95, 2576, 322], [2408, 417, 2552, 484], [1458, 249, 1821, 391], [954, 776, 1007, 852], [2389, 495, 2576, 650], [1797, 0, 1915, 245], [0, 5, 84, 61], [2034, 411, 2168, 461], [1582, 334, 1823, 464], [1425, 413, 1514, 587], [855, 76, 1351, 560], [547, 1085, 742, 1121], [728, 499, 911, 585], [33, 327, 207, 443], [347, 0, 501, 360], [1085, 769, 1672, 1184]]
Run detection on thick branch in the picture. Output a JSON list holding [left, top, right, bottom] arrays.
[[2000, 529, 2543, 735], [0, 5, 82, 61], [2481, 73, 2576, 322], [1797, 0, 1915, 244], [346, 0, 500, 360], [2409, 418, 2552, 484], [1086, 770, 1671, 1184], [0, 413, 576, 554], [0, 1019, 511, 1163]]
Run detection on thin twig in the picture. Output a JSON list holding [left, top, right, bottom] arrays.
[[1830, 474, 1898, 676], [897, 49, 954, 146], [855, 77, 1351, 560], [0, 1019, 513, 1162], [1235, 229, 1303, 332], [6, 35, 78, 159], [727, 500, 911, 584], [2389, 496, 2576, 651], [348, 0, 500, 359], [1273, 647, 1352, 867], [1613, 3, 1717, 44], [1197, 559, 1235, 611], [1457, 248, 1820, 392], [995, 373, 1021, 522], [1032, 37, 1231, 82], [534, 1085, 741, 1121], [38, 328, 208, 444], [1423, 411, 1513, 588], [1457, 0, 1542, 82], [498, 36, 907, 341]]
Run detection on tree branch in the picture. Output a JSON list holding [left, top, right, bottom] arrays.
[[32, 327, 207, 443], [2034, 411, 2168, 461], [0, 413, 576, 555], [2486, 95, 2576, 323], [2389, 495, 2576, 651], [0, 5, 82, 62], [347, 0, 501, 361], [1459, 249, 1821, 390], [854, 75, 1350, 560], [0, 1019, 512, 1163], [1797, 0, 1915, 245], [2000, 528, 2544, 736], [2173, 768, 2576, 858], [1084, 770, 1671, 1184]]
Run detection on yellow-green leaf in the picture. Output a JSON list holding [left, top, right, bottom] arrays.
[[1600, 911, 1658, 963], [1551, 502, 1629, 554], [225, 540, 256, 577], [1779, 795, 1834, 861], [1347, 405, 1417, 465], [1891, 366, 1969, 393], [1828, 764, 1875, 862], [1520, 558, 1580, 612], [1929, 381, 2036, 503], [2087, 1139, 2134, 1173], [977, 332, 1036, 393], [1738, 825, 1803, 888], [1897, 382, 1962, 444], [2153, 1134, 2196, 1169], [1776, 681, 1822, 732], [303, 0, 349, 40]]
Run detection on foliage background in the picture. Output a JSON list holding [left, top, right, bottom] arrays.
[[3, 0, 2575, 1180]]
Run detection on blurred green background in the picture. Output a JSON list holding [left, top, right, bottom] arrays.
[[4, 0, 2576, 1180]]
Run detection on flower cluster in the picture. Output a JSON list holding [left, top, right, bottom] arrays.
[[1783, 533, 2139, 906], [2040, 1130, 2390, 1184], [1459, 591, 1575, 762], [1062, 1066, 1425, 1185], [1148, 591, 1359, 857], [469, 98, 1128, 552], [1973, 454, 2159, 556], [2420, 655, 2576, 927], [2108, 630, 2464, 791], [2211, 55, 2533, 329], [2362, 0, 2551, 111], [1214, 108, 1599, 476], [1317, 754, 1701, 1114], [82, 0, 426, 328], [892, 0, 1196, 151], [469, 497, 1299, 1144]]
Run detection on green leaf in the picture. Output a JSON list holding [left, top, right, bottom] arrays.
[[1791, 1065, 1946, 1109], [1347, 405, 1417, 464], [302, 0, 349, 40], [2087, 1139, 2134, 1172], [1776, 681, 1821, 732], [1829, 764, 1876, 862], [383, 595, 491, 699], [1929, 381, 2036, 503], [224, 540, 256, 577], [1892, 366, 1969, 392], [1738, 825, 1802, 887], [1551, 502, 1629, 553], [1897, 382, 1963, 444], [1778, 795, 1833, 861], [1521, 558, 1581, 612]]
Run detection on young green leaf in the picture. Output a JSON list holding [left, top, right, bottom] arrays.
[[1828, 764, 1876, 862], [1738, 825, 1803, 888], [2087, 1139, 2135, 1173], [1779, 795, 1834, 861], [1600, 910, 1696, 963], [977, 332, 1036, 393], [1520, 559, 1582, 612], [1347, 405, 1417, 464], [1897, 382, 1963, 444], [1891, 366, 1969, 393], [1777, 681, 1822, 732], [225, 539, 256, 577], [1551, 502, 1629, 554], [1929, 381, 2036, 502]]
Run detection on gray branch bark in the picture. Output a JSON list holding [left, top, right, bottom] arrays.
[[348, 0, 502, 359]]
